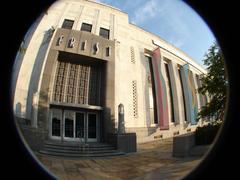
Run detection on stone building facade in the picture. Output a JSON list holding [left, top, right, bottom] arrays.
[[12, 0, 208, 150]]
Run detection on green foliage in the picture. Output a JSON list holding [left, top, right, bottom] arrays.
[[195, 121, 222, 145], [198, 42, 227, 121]]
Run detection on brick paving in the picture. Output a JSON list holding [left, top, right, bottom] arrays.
[[36, 138, 203, 180]]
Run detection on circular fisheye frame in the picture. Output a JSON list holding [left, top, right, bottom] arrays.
[[11, 0, 227, 179]]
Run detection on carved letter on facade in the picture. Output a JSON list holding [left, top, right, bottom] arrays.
[[93, 42, 99, 54], [56, 35, 64, 46], [81, 40, 87, 50], [68, 37, 75, 48], [106, 46, 111, 57]]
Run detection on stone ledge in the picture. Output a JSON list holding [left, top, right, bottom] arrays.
[[189, 145, 211, 156], [172, 133, 211, 157], [107, 133, 137, 153]]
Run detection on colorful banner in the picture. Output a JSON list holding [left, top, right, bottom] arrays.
[[180, 64, 198, 125], [152, 47, 169, 130]]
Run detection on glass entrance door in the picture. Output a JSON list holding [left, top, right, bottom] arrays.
[[50, 109, 62, 140], [50, 109, 98, 142], [75, 112, 85, 142], [63, 111, 74, 140], [75, 112, 98, 142], [87, 113, 97, 142]]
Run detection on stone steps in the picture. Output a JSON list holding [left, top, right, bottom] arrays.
[[44, 144, 116, 151], [39, 140, 125, 158], [44, 141, 114, 148], [43, 147, 119, 154], [39, 150, 125, 158]]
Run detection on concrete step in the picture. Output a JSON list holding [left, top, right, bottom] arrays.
[[39, 140, 125, 158], [39, 150, 125, 158], [44, 144, 116, 151], [44, 141, 113, 148], [43, 148, 119, 154]]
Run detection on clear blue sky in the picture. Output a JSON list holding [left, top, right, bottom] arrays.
[[96, 0, 216, 67]]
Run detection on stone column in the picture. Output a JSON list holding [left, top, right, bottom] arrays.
[[32, 92, 39, 128]]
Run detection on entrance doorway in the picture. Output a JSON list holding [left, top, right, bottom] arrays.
[[75, 112, 98, 142], [50, 109, 99, 142]]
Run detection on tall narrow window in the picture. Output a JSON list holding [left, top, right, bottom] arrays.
[[65, 64, 78, 103], [146, 56, 158, 124], [164, 63, 175, 122], [81, 23, 92, 32], [62, 19, 74, 29], [178, 67, 187, 122], [77, 65, 90, 104], [53, 61, 68, 102], [88, 66, 100, 106], [99, 27, 109, 39]]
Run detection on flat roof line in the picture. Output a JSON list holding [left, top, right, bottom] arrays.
[[152, 41, 206, 74]]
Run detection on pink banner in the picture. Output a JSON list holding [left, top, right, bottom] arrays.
[[152, 47, 169, 130]]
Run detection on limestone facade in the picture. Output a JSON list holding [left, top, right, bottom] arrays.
[[12, 0, 208, 145]]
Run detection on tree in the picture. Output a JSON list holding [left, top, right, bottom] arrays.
[[198, 42, 227, 122]]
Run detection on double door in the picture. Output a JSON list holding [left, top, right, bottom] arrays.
[[51, 109, 98, 142]]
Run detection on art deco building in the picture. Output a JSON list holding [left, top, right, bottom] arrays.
[[12, 0, 208, 151]]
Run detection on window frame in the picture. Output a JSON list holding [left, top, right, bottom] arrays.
[[80, 23, 92, 32], [164, 62, 175, 123], [99, 27, 110, 39], [61, 19, 74, 29]]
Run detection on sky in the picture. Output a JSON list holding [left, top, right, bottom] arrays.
[[95, 0, 216, 67]]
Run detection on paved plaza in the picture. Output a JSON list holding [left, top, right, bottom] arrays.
[[36, 138, 203, 180]]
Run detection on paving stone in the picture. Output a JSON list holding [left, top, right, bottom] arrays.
[[36, 138, 204, 180]]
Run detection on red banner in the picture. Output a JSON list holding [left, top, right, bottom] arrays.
[[152, 47, 169, 130]]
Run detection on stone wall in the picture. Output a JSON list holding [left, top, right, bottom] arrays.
[[16, 118, 48, 151]]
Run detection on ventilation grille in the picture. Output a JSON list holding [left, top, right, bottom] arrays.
[[132, 80, 138, 118], [130, 46, 135, 63]]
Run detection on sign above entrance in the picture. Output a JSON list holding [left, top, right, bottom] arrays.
[[51, 28, 115, 61]]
